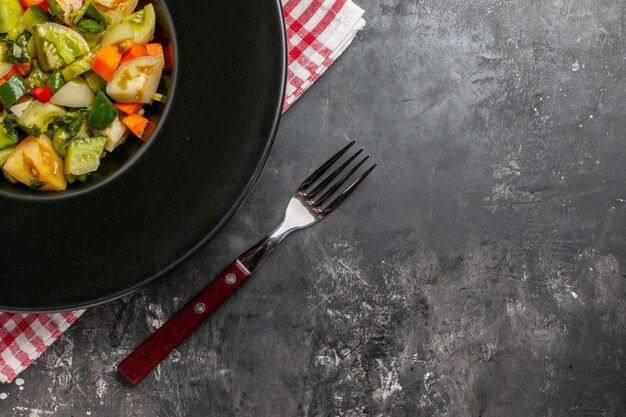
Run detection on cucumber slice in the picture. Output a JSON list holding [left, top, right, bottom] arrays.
[[84, 70, 106, 92], [61, 52, 95, 81], [64, 136, 106, 175], [20, 6, 49, 34]]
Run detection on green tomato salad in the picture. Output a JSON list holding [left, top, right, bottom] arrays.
[[0, 0, 170, 191]]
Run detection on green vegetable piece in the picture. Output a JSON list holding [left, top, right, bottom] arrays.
[[88, 91, 117, 130], [84, 70, 106, 92], [64, 136, 106, 175], [73, 0, 92, 23], [34, 23, 90, 71], [20, 6, 49, 34], [27, 34, 36, 58], [123, 4, 156, 45], [0, 42, 10, 63], [47, 70, 66, 93], [61, 52, 94, 80], [52, 128, 70, 157], [74, 1, 107, 34], [0, 145, 16, 166], [25, 61, 50, 89], [46, 0, 65, 20], [152, 92, 166, 103], [0, 0, 23, 34], [17, 100, 66, 134], [14, 31, 32, 62], [52, 109, 89, 156], [0, 74, 29, 108], [6, 23, 26, 42], [30, 178, 46, 189], [66, 173, 87, 184], [0, 112, 19, 149], [101, 22, 134, 46], [83, 32, 104, 49], [0, 40, 20, 65]]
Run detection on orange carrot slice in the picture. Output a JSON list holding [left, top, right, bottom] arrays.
[[145, 43, 164, 62], [119, 43, 148, 65], [15, 62, 31, 76], [92, 45, 122, 82], [114, 102, 143, 115], [122, 113, 149, 137]]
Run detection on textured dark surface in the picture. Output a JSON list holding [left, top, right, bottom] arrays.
[[2, 0, 626, 415]]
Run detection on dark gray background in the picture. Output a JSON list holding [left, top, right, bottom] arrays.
[[2, 0, 626, 415]]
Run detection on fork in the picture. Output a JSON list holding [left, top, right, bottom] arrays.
[[118, 141, 375, 384]]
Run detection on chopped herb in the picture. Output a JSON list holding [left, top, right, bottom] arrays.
[[30, 179, 47, 189], [74, 2, 107, 34]]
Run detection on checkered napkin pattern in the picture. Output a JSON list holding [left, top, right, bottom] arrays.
[[283, 0, 365, 110], [0, 312, 83, 383], [0, 0, 365, 384]]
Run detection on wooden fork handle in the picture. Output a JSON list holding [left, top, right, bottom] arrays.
[[118, 260, 252, 385]]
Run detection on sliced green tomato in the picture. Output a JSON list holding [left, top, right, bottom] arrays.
[[64, 136, 106, 175], [122, 4, 155, 45], [18, 100, 67, 134], [0, 0, 23, 34], [101, 22, 134, 46], [34, 23, 90, 71], [0, 145, 16, 166], [94, 0, 138, 24], [50, 78, 95, 107], [106, 56, 163, 103], [88, 91, 117, 130], [20, 6, 49, 34]]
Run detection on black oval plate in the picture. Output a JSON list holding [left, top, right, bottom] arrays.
[[0, 0, 286, 312]]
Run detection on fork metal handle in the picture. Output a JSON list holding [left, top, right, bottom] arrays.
[[118, 259, 252, 385]]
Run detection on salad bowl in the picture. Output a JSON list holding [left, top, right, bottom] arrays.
[[0, 0, 286, 312]]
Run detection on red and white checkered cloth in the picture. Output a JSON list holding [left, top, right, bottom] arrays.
[[0, 0, 365, 384]]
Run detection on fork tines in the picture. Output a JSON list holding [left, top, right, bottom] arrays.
[[299, 140, 376, 214]]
